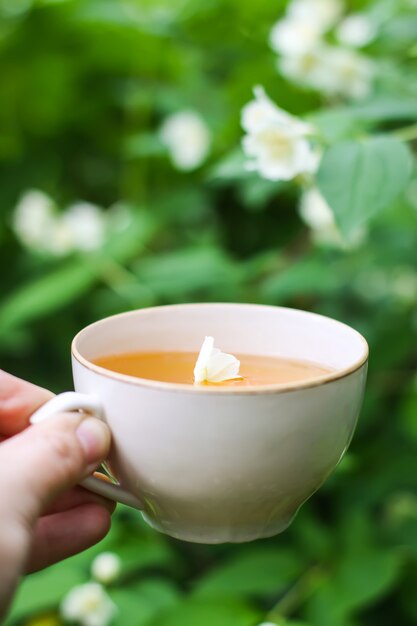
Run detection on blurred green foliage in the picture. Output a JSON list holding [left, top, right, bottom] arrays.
[[1, 0, 417, 624]]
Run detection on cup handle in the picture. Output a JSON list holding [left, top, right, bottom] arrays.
[[30, 392, 144, 510]]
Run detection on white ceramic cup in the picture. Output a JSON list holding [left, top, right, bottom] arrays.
[[30, 303, 368, 544]]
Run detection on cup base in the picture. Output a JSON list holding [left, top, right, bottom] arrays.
[[141, 510, 298, 544]]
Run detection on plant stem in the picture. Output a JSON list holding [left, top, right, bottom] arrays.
[[96, 257, 146, 305], [99, 257, 138, 285], [266, 565, 324, 622]]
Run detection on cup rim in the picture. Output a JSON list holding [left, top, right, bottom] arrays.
[[71, 303, 369, 395]]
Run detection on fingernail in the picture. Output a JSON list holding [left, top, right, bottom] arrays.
[[76, 418, 110, 464]]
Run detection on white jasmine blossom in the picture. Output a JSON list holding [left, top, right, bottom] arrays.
[[159, 110, 211, 171], [242, 86, 313, 136], [300, 186, 345, 246], [241, 86, 320, 181], [194, 336, 241, 384], [46, 219, 76, 256], [336, 14, 377, 48], [288, 0, 344, 31], [12, 189, 57, 250], [324, 47, 374, 99], [270, 0, 343, 54], [300, 187, 336, 231], [61, 582, 117, 626], [13, 190, 108, 256], [300, 187, 366, 247], [13, 191, 74, 257], [279, 46, 332, 91], [242, 128, 319, 181], [91, 552, 122, 585], [280, 45, 374, 100], [269, 17, 323, 55], [270, 0, 374, 101], [63, 202, 106, 251]]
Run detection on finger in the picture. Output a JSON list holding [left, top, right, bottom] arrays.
[[0, 370, 53, 436], [0, 412, 111, 528], [26, 503, 112, 573], [43, 485, 116, 516]]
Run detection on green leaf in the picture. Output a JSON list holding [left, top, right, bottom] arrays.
[[380, 14, 417, 48], [134, 247, 242, 300], [5, 562, 85, 623], [262, 258, 342, 302], [311, 98, 417, 142], [124, 133, 166, 159], [309, 110, 364, 143], [268, 621, 312, 626], [400, 377, 417, 440], [0, 261, 96, 335], [111, 579, 180, 626], [207, 149, 248, 182], [115, 540, 176, 576], [0, 211, 156, 336], [239, 178, 285, 210], [194, 547, 305, 599], [67, 508, 177, 575], [74, 0, 189, 34], [293, 509, 333, 562], [347, 98, 417, 122], [317, 136, 413, 237], [306, 549, 403, 626], [152, 598, 259, 626], [70, 534, 176, 578], [104, 209, 157, 264], [335, 550, 402, 610]]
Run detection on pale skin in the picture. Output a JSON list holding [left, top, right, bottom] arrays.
[[0, 370, 114, 620]]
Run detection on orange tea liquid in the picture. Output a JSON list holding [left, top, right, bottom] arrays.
[[93, 351, 332, 387]]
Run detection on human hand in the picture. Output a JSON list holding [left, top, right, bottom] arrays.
[[0, 370, 114, 620]]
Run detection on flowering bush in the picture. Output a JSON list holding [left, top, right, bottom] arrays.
[[1, 0, 417, 625]]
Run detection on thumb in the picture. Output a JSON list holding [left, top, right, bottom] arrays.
[[0, 412, 111, 528]]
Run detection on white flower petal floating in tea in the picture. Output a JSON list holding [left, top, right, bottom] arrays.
[[193, 336, 242, 384]]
